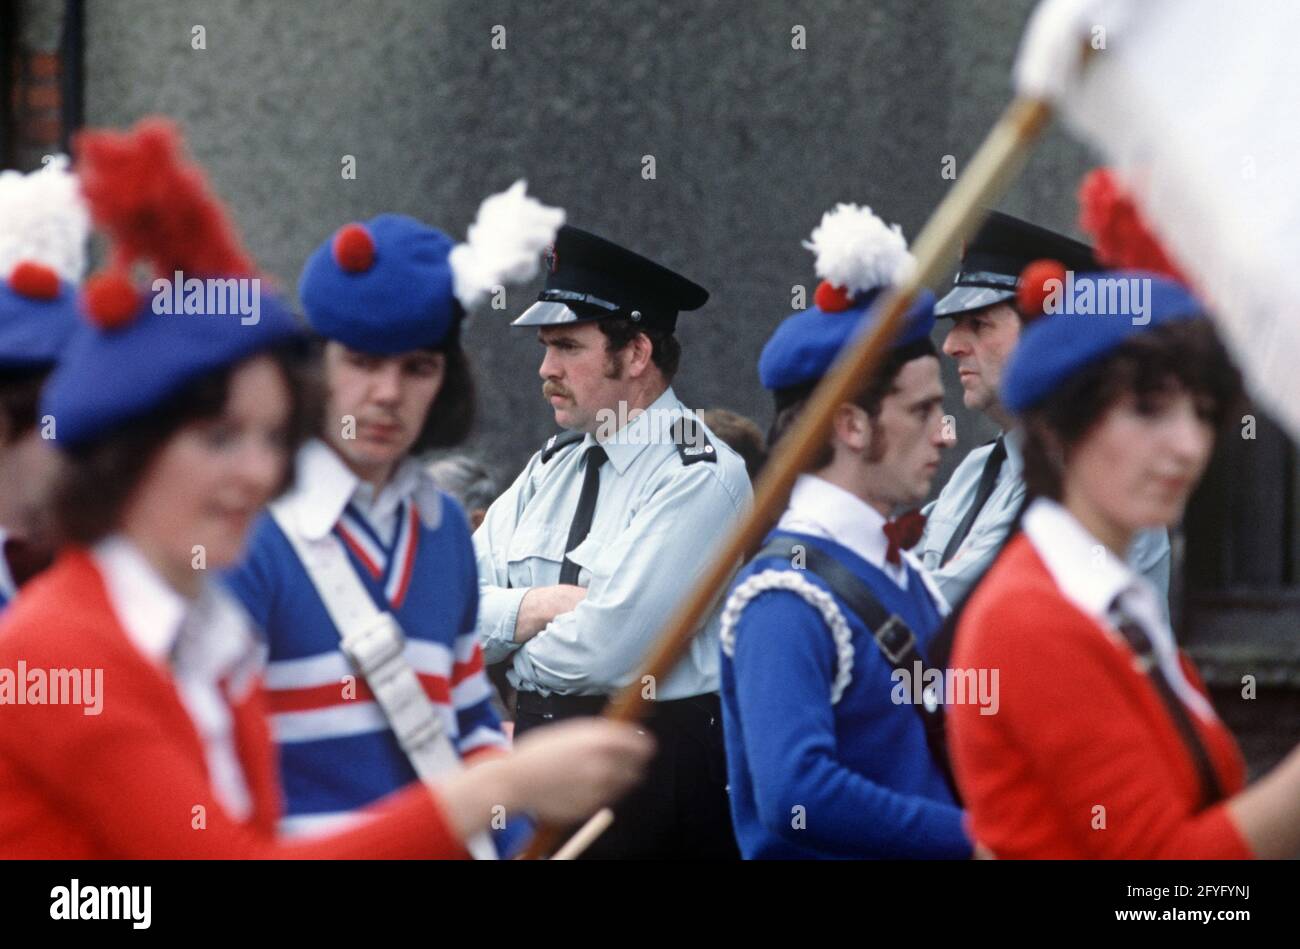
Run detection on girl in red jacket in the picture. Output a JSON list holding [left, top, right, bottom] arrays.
[[947, 256, 1300, 858], [0, 119, 649, 859]]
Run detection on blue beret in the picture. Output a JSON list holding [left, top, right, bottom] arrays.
[[42, 288, 303, 450], [1001, 272, 1203, 413], [298, 214, 463, 354], [759, 287, 936, 392], [0, 278, 80, 371]]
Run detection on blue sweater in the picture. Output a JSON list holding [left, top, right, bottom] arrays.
[[720, 531, 971, 859], [224, 493, 529, 853]]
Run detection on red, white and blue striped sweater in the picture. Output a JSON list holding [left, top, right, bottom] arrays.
[[224, 442, 510, 840]]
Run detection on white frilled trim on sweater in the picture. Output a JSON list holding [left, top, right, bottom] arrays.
[[719, 569, 855, 706]]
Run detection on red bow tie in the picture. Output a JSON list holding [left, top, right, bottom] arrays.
[[883, 510, 927, 565]]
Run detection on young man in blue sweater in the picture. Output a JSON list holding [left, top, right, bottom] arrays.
[[224, 188, 564, 854], [719, 204, 972, 859]]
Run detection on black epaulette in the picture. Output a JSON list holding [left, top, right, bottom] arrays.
[[671, 417, 717, 465], [540, 430, 584, 463]]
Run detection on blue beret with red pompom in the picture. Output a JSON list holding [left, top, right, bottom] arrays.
[[40, 118, 302, 450]]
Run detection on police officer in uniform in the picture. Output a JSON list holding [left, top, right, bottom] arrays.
[[474, 225, 752, 858], [918, 211, 1170, 611]]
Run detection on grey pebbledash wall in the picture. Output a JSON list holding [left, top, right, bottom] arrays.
[[79, 0, 1097, 487]]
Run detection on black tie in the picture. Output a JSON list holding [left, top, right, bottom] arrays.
[[940, 435, 1006, 567], [559, 446, 607, 584], [1108, 602, 1224, 809]]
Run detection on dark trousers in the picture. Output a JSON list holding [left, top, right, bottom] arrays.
[[514, 690, 739, 860]]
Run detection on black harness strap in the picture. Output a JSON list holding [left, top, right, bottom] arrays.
[[1109, 607, 1226, 809], [754, 534, 960, 800]]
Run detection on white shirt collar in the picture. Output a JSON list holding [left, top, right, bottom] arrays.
[[277, 438, 444, 541], [92, 534, 261, 820], [351, 455, 426, 538], [585, 385, 682, 475], [93, 535, 190, 664], [1022, 498, 1215, 720], [1022, 497, 1138, 618], [777, 474, 906, 584], [1002, 427, 1025, 478], [92, 535, 261, 683]]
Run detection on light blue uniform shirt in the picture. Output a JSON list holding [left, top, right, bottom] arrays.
[[918, 428, 1170, 616], [473, 387, 753, 699]]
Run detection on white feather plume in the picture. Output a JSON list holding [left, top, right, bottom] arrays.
[[802, 203, 914, 296], [449, 180, 566, 310], [0, 155, 90, 284]]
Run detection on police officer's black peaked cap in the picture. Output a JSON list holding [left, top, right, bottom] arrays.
[[511, 225, 709, 332], [935, 210, 1098, 319]]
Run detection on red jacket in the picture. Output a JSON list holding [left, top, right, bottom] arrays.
[[949, 535, 1251, 859], [0, 548, 468, 858]]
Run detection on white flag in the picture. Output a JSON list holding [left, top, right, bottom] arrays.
[[1016, 0, 1300, 440]]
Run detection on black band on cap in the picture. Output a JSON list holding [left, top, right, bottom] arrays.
[[539, 288, 621, 313], [954, 269, 1019, 290]]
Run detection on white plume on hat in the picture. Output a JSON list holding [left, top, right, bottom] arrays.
[[0, 155, 90, 283], [803, 202, 914, 297], [449, 180, 565, 310]]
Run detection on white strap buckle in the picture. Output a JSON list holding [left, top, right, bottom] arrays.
[[340, 613, 406, 677]]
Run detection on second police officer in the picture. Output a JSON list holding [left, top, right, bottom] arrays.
[[918, 212, 1171, 612]]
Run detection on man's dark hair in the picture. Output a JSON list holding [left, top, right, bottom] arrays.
[[1020, 319, 1243, 501], [53, 345, 315, 544], [0, 366, 50, 446], [597, 316, 681, 381], [768, 337, 938, 470], [699, 408, 767, 482], [411, 343, 476, 452]]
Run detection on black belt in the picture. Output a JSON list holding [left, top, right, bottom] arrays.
[[515, 690, 608, 719], [515, 690, 719, 722]]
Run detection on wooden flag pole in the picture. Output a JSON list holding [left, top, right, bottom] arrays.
[[524, 95, 1055, 861], [549, 808, 614, 860]]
